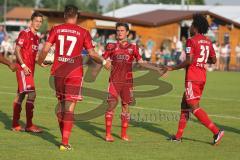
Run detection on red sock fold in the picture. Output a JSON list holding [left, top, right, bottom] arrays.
[[12, 102, 22, 127], [193, 108, 219, 135], [62, 111, 74, 145], [121, 112, 130, 137], [105, 111, 113, 136], [26, 101, 34, 128], [175, 109, 190, 139]]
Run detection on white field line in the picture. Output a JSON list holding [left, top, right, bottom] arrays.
[[0, 85, 239, 102], [0, 91, 240, 121]]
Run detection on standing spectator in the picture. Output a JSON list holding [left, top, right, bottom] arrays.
[[213, 41, 220, 70], [235, 43, 240, 71], [219, 43, 227, 71], [1, 35, 13, 58], [146, 37, 154, 62], [0, 25, 6, 45], [226, 43, 231, 71], [175, 37, 183, 65]]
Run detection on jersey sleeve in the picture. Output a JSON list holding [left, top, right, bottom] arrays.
[[46, 26, 56, 44], [185, 39, 195, 55], [133, 44, 142, 61], [16, 31, 27, 47], [209, 42, 216, 58], [83, 31, 94, 50], [102, 43, 115, 59]]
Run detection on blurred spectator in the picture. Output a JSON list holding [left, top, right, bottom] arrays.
[[213, 41, 220, 70], [93, 33, 101, 44], [106, 34, 115, 43], [235, 43, 240, 71], [155, 48, 164, 65], [175, 37, 183, 65], [146, 37, 154, 62], [0, 35, 14, 58], [220, 43, 227, 71], [0, 25, 6, 45], [226, 43, 231, 71]]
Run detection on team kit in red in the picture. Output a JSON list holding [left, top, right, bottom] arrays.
[[7, 7, 223, 151], [47, 24, 94, 101], [103, 41, 142, 141], [15, 29, 39, 93]]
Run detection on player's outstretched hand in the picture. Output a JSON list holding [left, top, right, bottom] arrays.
[[166, 66, 174, 71], [23, 66, 31, 76], [103, 60, 111, 71], [9, 63, 17, 72], [157, 65, 168, 77]]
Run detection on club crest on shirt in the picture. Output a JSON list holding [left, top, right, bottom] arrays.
[[186, 47, 191, 54], [128, 48, 133, 54], [18, 39, 24, 45]]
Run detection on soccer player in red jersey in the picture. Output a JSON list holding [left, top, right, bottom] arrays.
[[103, 22, 166, 142], [12, 12, 43, 133], [166, 14, 224, 145], [0, 54, 16, 71], [37, 5, 111, 151]]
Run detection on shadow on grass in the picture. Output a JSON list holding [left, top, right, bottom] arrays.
[[0, 110, 59, 147], [191, 118, 240, 135], [130, 120, 171, 138], [75, 121, 122, 140]]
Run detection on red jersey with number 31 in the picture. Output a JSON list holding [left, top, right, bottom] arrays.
[[47, 23, 94, 76], [185, 34, 216, 82]]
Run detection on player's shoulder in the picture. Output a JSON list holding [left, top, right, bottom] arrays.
[[19, 28, 30, 35], [105, 42, 117, 51]]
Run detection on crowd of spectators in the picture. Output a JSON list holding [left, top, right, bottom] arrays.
[[0, 25, 239, 71]]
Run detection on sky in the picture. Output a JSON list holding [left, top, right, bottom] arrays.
[[99, 0, 240, 8]]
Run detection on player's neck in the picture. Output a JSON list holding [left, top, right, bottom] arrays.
[[118, 38, 128, 45], [30, 27, 37, 34]]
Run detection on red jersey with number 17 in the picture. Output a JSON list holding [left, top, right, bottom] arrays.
[[185, 34, 216, 82], [47, 23, 94, 77]]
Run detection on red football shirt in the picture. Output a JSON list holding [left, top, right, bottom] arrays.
[[16, 28, 40, 73], [185, 34, 216, 82], [103, 41, 141, 83], [47, 23, 94, 77]]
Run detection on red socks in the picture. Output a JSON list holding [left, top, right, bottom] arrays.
[[105, 111, 113, 136], [26, 101, 34, 128], [62, 111, 74, 145], [175, 109, 190, 139], [121, 112, 130, 137], [12, 102, 22, 127], [193, 108, 219, 135]]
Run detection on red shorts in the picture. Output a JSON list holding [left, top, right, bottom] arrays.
[[54, 76, 83, 102], [108, 82, 133, 105], [185, 81, 205, 105], [16, 66, 35, 93]]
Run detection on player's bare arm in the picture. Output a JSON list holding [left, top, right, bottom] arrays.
[[37, 42, 52, 67], [0, 54, 17, 72], [167, 54, 193, 71], [87, 48, 111, 70], [15, 45, 31, 75], [138, 59, 167, 76]]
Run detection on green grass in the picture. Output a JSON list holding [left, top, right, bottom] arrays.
[[0, 65, 239, 160]]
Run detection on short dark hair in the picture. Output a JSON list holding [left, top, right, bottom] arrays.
[[31, 11, 43, 21], [64, 5, 78, 19], [192, 13, 209, 34], [116, 22, 129, 31]]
